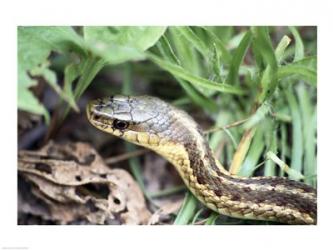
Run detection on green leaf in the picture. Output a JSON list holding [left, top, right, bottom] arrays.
[[58, 56, 106, 124], [278, 64, 317, 86], [18, 84, 50, 123], [17, 65, 49, 120], [109, 26, 167, 51], [204, 26, 234, 44], [205, 212, 220, 225], [18, 28, 53, 76], [275, 35, 291, 64], [277, 56, 316, 86], [19, 27, 85, 68], [252, 27, 278, 71], [264, 121, 277, 176], [168, 28, 202, 75], [178, 79, 218, 112], [289, 26, 304, 62], [74, 58, 106, 100], [284, 86, 303, 174], [266, 151, 304, 180], [252, 27, 278, 104], [191, 208, 205, 224], [201, 27, 232, 64], [63, 62, 85, 110], [84, 26, 166, 64], [226, 30, 252, 85], [18, 26, 86, 120], [294, 56, 317, 68], [174, 27, 209, 58], [279, 124, 288, 176], [296, 84, 317, 186], [155, 35, 218, 111], [156, 35, 181, 65], [209, 111, 236, 164], [85, 37, 144, 64], [243, 101, 271, 129], [31, 62, 80, 112], [147, 53, 245, 95], [238, 128, 265, 177], [228, 31, 247, 50], [174, 192, 197, 225], [175, 27, 231, 66]]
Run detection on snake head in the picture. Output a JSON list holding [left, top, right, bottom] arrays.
[[86, 95, 173, 146]]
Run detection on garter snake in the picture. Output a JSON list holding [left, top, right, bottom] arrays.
[[86, 95, 317, 225]]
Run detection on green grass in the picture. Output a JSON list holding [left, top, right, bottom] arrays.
[[18, 26, 317, 225]]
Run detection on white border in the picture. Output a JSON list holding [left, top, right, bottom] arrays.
[[1, 0, 332, 249]]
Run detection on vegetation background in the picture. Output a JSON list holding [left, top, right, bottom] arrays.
[[18, 26, 317, 225]]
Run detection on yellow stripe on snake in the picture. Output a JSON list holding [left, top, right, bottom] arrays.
[[86, 95, 317, 225]]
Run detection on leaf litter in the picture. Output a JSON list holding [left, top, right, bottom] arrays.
[[18, 141, 151, 224]]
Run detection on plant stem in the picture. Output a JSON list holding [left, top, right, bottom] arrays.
[[174, 192, 197, 225]]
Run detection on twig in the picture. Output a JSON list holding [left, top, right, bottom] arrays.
[[204, 117, 249, 134]]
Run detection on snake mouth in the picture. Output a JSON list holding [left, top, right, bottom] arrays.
[[86, 100, 122, 134], [86, 100, 98, 123], [86, 101, 93, 121], [86, 100, 109, 126]]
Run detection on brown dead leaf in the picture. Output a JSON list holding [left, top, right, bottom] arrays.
[[18, 141, 151, 225]]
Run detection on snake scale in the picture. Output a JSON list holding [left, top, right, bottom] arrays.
[[86, 95, 317, 225]]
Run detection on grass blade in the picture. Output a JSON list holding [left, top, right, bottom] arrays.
[[226, 30, 252, 85], [252, 27, 278, 71], [296, 84, 317, 186], [279, 124, 288, 177], [156, 35, 218, 111], [174, 27, 209, 58], [238, 128, 265, 177], [284, 86, 303, 175], [252, 27, 278, 104], [230, 128, 256, 175], [275, 35, 292, 64], [156, 35, 181, 65], [278, 64, 317, 86], [168, 28, 202, 75], [205, 212, 220, 225], [174, 192, 198, 225], [266, 151, 304, 180], [264, 121, 277, 176], [198, 27, 232, 63], [147, 52, 245, 95], [243, 101, 271, 129], [177, 79, 218, 111], [289, 26, 305, 62]]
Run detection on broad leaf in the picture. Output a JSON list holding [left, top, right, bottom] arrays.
[[84, 26, 166, 64]]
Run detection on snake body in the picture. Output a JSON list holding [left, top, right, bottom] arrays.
[[86, 95, 317, 224]]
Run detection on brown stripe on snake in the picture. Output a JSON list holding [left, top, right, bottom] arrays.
[[184, 139, 316, 224], [189, 127, 316, 201], [86, 95, 317, 225]]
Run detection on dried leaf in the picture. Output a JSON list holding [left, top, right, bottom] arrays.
[[18, 141, 151, 225]]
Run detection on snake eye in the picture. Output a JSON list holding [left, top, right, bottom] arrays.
[[113, 119, 129, 130]]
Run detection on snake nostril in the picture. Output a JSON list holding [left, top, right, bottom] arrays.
[[94, 114, 101, 120]]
